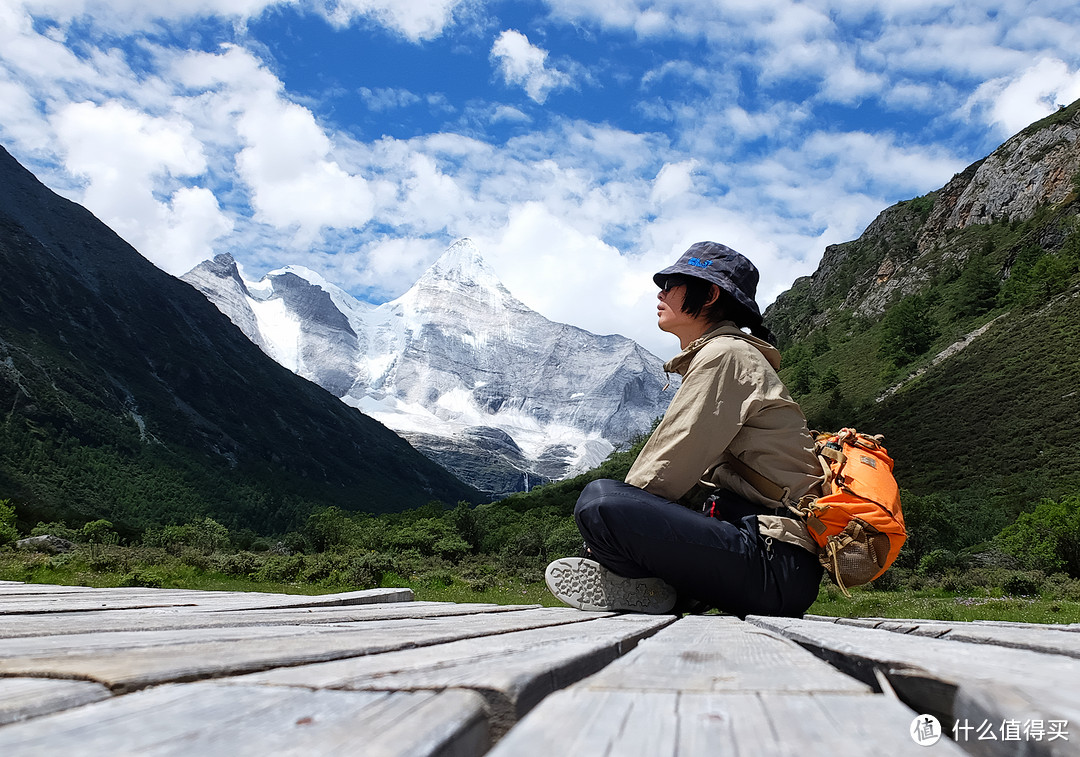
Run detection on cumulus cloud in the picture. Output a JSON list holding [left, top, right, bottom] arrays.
[[235, 94, 375, 240], [156, 187, 236, 274], [650, 160, 698, 206], [490, 29, 573, 104], [965, 58, 1080, 137], [49, 100, 233, 272], [4, 0, 1080, 358]]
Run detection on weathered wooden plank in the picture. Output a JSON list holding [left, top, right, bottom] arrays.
[[0, 583, 105, 594], [806, 614, 1080, 632], [486, 689, 969, 756], [0, 586, 413, 615], [0, 682, 489, 757], [825, 616, 1080, 659], [750, 615, 1080, 756], [0, 600, 533, 639], [0, 678, 112, 726], [231, 613, 674, 736], [0, 595, 198, 614], [0, 607, 614, 692], [578, 615, 870, 694]]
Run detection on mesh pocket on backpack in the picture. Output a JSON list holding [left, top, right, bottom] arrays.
[[819, 518, 892, 590]]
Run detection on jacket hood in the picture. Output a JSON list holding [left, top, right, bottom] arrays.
[[664, 322, 782, 376]]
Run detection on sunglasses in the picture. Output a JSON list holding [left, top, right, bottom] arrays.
[[658, 276, 687, 292]]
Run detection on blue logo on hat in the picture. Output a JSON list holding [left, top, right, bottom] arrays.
[[688, 257, 712, 268]]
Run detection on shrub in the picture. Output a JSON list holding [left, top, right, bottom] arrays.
[[86, 548, 129, 573], [303, 507, 357, 552], [30, 521, 80, 541], [121, 569, 166, 588], [995, 494, 1080, 576], [345, 552, 394, 589], [1002, 571, 1044, 597], [918, 548, 960, 576], [870, 566, 909, 591], [188, 518, 230, 554], [211, 552, 259, 578], [81, 519, 120, 546], [878, 294, 938, 367], [0, 500, 18, 547], [253, 554, 305, 583], [299, 552, 351, 583]]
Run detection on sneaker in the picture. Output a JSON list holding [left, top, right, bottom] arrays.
[[545, 557, 677, 614]]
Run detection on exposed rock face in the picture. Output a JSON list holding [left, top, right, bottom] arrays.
[[16, 535, 74, 554], [925, 107, 1080, 239], [766, 100, 1080, 343], [184, 239, 673, 497]]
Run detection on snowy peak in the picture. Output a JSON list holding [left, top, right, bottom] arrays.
[[183, 238, 674, 496], [399, 238, 521, 315], [422, 238, 503, 288]]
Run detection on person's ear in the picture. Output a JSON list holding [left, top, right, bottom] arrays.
[[705, 284, 721, 307]]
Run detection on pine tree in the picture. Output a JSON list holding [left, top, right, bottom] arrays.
[[952, 251, 999, 317], [879, 295, 938, 366]]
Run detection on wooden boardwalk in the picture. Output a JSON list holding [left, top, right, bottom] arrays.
[[0, 580, 1076, 755]]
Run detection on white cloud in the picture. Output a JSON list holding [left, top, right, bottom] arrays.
[[157, 186, 236, 274], [641, 60, 719, 91], [490, 29, 573, 104], [798, 130, 966, 194], [235, 93, 375, 240], [965, 58, 1080, 137], [650, 160, 698, 206], [311, 0, 468, 41], [358, 87, 422, 111], [49, 100, 232, 272], [0, 76, 51, 152], [474, 202, 660, 346], [490, 104, 530, 124], [4, 0, 1080, 360], [13, 0, 467, 41], [358, 236, 446, 293], [173, 45, 378, 243]]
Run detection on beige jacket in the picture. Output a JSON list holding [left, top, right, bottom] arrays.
[[625, 323, 821, 551]]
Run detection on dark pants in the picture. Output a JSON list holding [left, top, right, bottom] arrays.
[[574, 479, 822, 618]]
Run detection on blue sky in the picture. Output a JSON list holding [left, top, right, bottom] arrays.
[[2, 0, 1080, 358]]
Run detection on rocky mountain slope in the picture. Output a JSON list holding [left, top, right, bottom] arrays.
[[184, 239, 673, 496], [763, 98, 1080, 532], [768, 100, 1080, 344], [0, 145, 479, 534]]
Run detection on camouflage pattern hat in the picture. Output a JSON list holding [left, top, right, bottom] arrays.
[[653, 241, 765, 328]]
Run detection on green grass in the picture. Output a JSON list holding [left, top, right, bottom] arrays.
[[809, 584, 1080, 623], [5, 548, 1078, 623], [379, 572, 558, 606], [401, 579, 1080, 622]]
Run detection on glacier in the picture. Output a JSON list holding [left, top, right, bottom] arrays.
[[183, 239, 673, 497]]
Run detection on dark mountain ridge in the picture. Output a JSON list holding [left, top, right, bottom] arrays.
[[0, 145, 479, 534]]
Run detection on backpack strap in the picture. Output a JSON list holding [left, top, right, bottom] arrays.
[[724, 454, 793, 509]]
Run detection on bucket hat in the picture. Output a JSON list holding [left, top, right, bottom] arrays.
[[653, 241, 766, 331]]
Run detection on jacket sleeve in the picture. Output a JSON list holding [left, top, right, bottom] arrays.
[[625, 342, 764, 502]]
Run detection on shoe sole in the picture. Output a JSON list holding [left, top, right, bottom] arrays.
[[545, 557, 677, 614]]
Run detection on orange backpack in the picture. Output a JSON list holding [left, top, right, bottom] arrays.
[[798, 429, 906, 594]]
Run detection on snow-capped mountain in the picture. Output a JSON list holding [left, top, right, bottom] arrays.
[[183, 239, 673, 495]]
